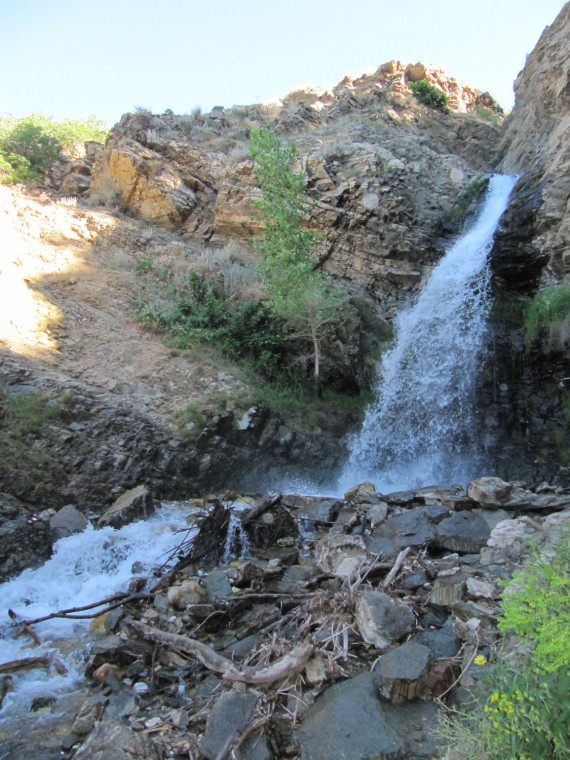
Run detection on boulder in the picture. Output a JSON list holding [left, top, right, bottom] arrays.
[[199, 689, 259, 760], [435, 510, 491, 552], [296, 671, 441, 760], [355, 590, 414, 650], [374, 641, 433, 701], [73, 720, 159, 759], [467, 477, 514, 507], [49, 504, 89, 539], [315, 534, 369, 580], [97, 485, 154, 529]]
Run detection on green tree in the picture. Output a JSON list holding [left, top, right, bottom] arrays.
[[249, 127, 347, 397]]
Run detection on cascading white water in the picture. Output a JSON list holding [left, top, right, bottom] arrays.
[[339, 174, 517, 493], [0, 503, 193, 720]]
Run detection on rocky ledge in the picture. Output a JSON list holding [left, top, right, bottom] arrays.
[[2, 475, 569, 759]]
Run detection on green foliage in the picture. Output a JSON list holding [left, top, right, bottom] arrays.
[[249, 127, 348, 395], [499, 535, 570, 674], [0, 114, 108, 184], [136, 272, 287, 379], [471, 104, 504, 127], [440, 529, 570, 759], [524, 283, 570, 351], [410, 80, 450, 113], [448, 176, 488, 224]]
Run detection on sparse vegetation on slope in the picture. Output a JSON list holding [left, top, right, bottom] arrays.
[[0, 114, 107, 184]]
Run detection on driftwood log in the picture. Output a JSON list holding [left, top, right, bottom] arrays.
[[127, 619, 314, 685]]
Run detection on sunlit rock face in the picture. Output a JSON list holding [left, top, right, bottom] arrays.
[[88, 61, 501, 309], [496, 2, 570, 285]]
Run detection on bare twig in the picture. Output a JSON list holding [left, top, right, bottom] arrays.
[[381, 547, 411, 590], [9, 592, 151, 626]]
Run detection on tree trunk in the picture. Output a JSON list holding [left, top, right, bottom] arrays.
[[311, 325, 323, 398]]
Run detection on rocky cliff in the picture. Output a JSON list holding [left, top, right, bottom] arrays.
[[494, 1, 570, 290], [485, 2, 570, 482], [85, 61, 501, 313]]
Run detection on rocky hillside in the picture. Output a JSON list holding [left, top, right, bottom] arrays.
[[79, 61, 501, 311]]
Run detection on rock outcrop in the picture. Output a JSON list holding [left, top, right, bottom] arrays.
[[88, 62, 501, 309], [494, 1, 570, 288]]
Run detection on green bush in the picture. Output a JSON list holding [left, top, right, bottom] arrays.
[[0, 114, 108, 184], [440, 529, 570, 759], [410, 80, 450, 113], [136, 272, 288, 378], [525, 284, 570, 351]]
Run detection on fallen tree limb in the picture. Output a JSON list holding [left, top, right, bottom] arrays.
[[242, 494, 282, 525], [127, 619, 314, 685], [0, 657, 51, 675], [9, 592, 151, 626]]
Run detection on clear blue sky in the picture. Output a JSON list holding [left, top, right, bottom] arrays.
[[0, 0, 565, 126]]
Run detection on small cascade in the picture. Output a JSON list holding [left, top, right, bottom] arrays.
[[222, 511, 250, 565], [0, 504, 190, 720], [339, 174, 517, 493]]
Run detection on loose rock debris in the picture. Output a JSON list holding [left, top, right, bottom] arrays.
[[3, 477, 570, 759]]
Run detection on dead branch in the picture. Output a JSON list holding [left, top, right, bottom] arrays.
[[0, 657, 51, 675], [127, 619, 314, 685], [381, 547, 411, 590], [16, 623, 43, 647], [242, 494, 282, 525], [9, 592, 151, 626]]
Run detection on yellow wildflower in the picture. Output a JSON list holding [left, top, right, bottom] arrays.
[[474, 655, 487, 666]]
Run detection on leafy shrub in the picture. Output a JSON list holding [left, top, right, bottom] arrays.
[[136, 272, 287, 378], [0, 114, 108, 184], [410, 80, 450, 113], [440, 529, 570, 759], [525, 284, 570, 351]]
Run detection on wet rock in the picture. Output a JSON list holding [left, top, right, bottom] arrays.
[[374, 641, 433, 701], [49, 504, 89, 539], [296, 671, 441, 760], [355, 590, 414, 650], [70, 696, 107, 736], [344, 481, 379, 504], [435, 510, 491, 552], [286, 496, 341, 527], [204, 569, 234, 602], [73, 720, 160, 759], [97, 485, 154, 529], [199, 689, 258, 760]]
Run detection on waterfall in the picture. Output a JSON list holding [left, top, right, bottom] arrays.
[[339, 174, 517, 493]]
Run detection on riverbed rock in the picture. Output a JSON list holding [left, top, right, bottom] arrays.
[[355, 590, 414, 649], [296, 671, 441, 760], [97, 485, 154, 529], [49, 504, 89, 539], [435, 510, 491, 552], [374, 641, 433, 701], [73, 720, 160, 759], [199, 689, 259, 760]]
